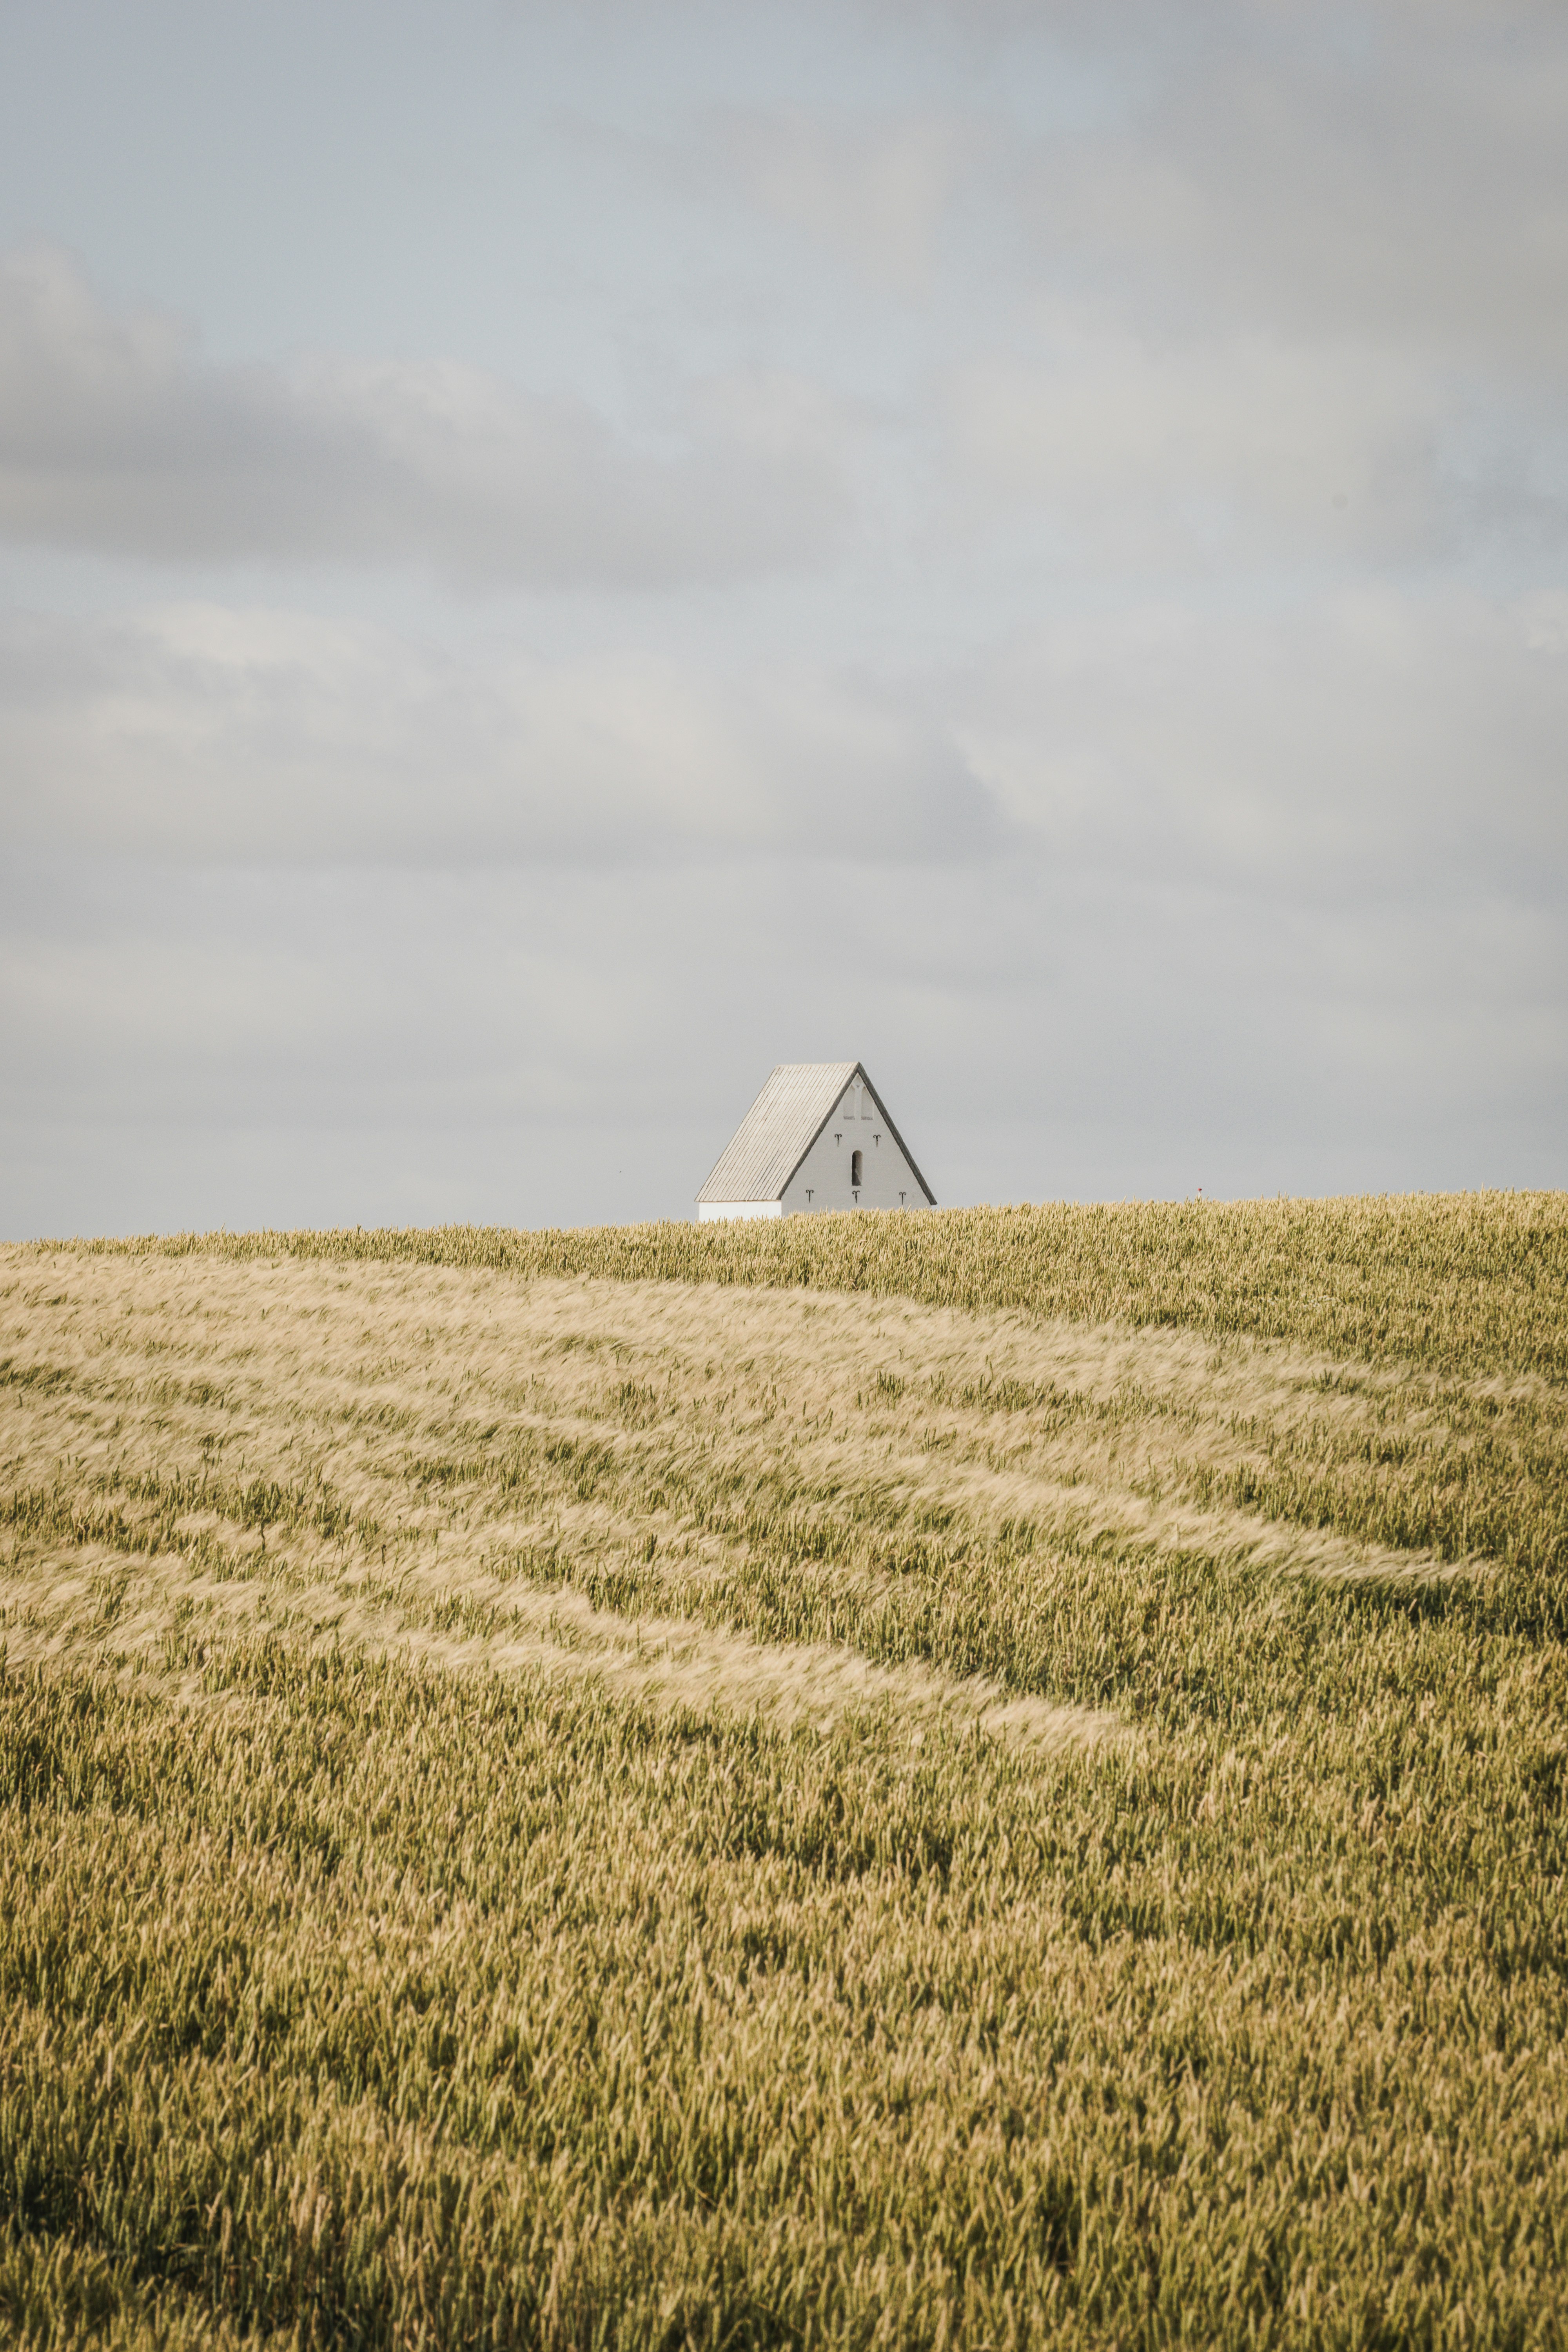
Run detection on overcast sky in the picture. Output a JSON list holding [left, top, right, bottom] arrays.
[[2, 0, 1565, 1235]]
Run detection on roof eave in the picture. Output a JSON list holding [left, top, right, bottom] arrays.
[[855, 1065, 937, 1206], [694, 1061, 855, 1206], [773, 1062, 936, 1208]]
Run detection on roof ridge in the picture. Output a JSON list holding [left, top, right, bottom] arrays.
[[695, 1062, 933, 1209]]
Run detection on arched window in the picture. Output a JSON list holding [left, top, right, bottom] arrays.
[[851, 1149, 863, 1188]]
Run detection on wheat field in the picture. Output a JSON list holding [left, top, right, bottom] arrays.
[[4, 1195, 1568, 2348]]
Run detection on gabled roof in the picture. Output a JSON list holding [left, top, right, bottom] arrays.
[[695, 1062, 935, 1207]]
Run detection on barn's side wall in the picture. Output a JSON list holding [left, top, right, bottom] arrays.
[[780, 1087, 927, 1216], [697, 1200, 785, 1223]]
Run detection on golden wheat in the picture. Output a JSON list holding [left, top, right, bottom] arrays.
[[3, 1203, 1567, 2348]]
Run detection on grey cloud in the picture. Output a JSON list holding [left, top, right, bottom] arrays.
[[953, 586, 1568, 906], [4, 0, 1567, 1241], [1016, 9, 1568, 377], [0, 247, 851, 583], [697, 108, 969, 294], [6, 581, 1564, 906], [4, 833, 1562, 1242], [942, 324, 1458, 565], [915, 7, 1568, 564], [0, 604, 1007, 867]]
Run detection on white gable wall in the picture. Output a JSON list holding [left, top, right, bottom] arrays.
[[779, 1078, 928, 1216]]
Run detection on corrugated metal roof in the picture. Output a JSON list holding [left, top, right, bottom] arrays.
[[696, 1063, 856, 1205], [696, 1063, 935, 1207]]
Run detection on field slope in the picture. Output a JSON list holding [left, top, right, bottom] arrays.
[[3, 1194, 1567, 2348]]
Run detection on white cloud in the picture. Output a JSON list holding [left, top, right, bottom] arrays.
[[953, 585, 1568, 900], [0, 246, 852, 583], [945, 321, 1447, 563], [6, 577, 1563, 923], [706, 109, 967, 293], [0, 602, 1005, 867]]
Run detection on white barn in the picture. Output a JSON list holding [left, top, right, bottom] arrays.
[[696, 1062, 935, 1222]]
